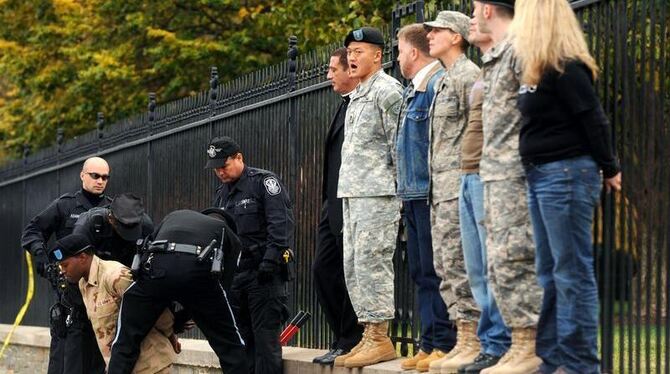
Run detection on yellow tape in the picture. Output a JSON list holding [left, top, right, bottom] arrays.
[[0, 251, 35, 359]]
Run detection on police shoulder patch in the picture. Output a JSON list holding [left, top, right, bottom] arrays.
[[263, 176, 281, 196]]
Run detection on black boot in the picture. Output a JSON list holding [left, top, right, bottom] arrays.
[[458, 353, 501, 373], [314, 348, 348, 365]]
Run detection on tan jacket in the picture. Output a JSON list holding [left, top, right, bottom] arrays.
[[79, 256, 175, 373]]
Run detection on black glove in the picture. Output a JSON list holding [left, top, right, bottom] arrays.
[[33, 249, 49, 278], [257, 260, 278, 283]]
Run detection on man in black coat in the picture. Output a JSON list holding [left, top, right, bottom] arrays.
[[20, 156, 111, 374], [311, 47, 364, 365], [73, 193, 154, 267]]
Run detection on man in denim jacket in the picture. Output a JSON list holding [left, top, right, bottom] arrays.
[[395, 23, 456, 373]]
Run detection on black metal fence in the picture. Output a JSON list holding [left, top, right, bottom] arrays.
[[0, 1, 667, 372]]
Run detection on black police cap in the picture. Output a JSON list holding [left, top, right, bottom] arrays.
[[110, 193, 145, 241], [477, 0, 515, 10], [50, 234, 93, 262], [205, 136, 242, 169], [344, 27, 385, 48]]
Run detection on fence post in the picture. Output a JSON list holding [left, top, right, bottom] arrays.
[[287, 35, 298, 198], [286, 34, 299, 344], [209, 67, 219, 139], [56, 127, 64, 195], [148, 92, 157, 133], [147, 92, 156, 214], [96, 112, 104, 152]]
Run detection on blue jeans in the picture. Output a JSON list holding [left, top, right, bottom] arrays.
[[525, 156, 602, 374], [458, 173, 510, 357], [403, 199, 456, 352]]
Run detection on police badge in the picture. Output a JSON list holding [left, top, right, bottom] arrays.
[[207, 145, 221, 158], [263, 177, 281, 196]]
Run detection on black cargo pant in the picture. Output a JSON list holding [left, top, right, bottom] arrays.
[[229, 268, 289, 374], [47, 284, 105, 374], [312, 205, 363, 351], [107, 252, 247, 373]]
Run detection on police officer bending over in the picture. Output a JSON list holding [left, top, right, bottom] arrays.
[[20, 156, 111, 374], [208, 136, 295, 374], [107, 208, 248, 373], [73, 193, 153, 266]]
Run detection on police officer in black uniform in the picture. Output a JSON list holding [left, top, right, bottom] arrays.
[[107, 208, 248, 373], [73, 193, 154, 267], [20, 156, 110, 374], [208, 136, 295, 374]]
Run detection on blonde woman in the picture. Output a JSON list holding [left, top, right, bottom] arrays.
[[510, 1, 622, 374]]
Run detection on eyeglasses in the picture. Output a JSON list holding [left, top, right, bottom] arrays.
[[85, 172, 110, 181]]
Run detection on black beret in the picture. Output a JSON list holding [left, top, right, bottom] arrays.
[[50, 234, 93, 262], [205, 136, 242, 169], [344, 27, 385, 48], [477, 0, 515, 10], [110, 193, 145, 241]]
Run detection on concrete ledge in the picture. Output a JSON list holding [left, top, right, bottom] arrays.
[[0, 324, 406, 373]]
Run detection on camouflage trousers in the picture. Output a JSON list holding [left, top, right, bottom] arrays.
[[342, 196, 400, 323], [484, 178, 542, 328], [431, 198, 480, 322]]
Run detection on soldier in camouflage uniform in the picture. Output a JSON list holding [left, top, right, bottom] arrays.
[[334, 27, 403, 369], [49, 234, 176, 374], [423, 11, 482, 374], [473, 1, 543, 373]]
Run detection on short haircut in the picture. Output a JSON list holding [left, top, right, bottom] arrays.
[[331, 47, 349, 70], [397, 24, 430, 56], [494, 4, 514, 19]]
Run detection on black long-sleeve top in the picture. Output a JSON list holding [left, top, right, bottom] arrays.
[[518, 60, 620, 178]]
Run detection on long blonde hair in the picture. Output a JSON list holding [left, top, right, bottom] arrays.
[[510, 0, 599, 85]]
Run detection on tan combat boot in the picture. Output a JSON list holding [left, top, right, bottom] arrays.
[[344, 321, 396, 368], [334, 323, 369, 367], [484, 327, 541, 374], [439, 320, 481, 373], [428, 331, 462, 374], [400, 349, 430, 370], [416, 349, 447, 372]]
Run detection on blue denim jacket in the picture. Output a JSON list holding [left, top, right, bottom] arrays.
[[396, 64, 444, 200]]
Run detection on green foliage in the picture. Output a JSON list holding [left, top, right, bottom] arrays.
[[0, 0, 397, 162]]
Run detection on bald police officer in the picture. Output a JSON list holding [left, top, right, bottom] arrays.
[[21, 156, 111, 374], [334, 27, 403, 369], [208, 136, 295, 374]]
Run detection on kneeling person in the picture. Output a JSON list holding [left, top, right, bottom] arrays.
[[107, 208, 248, 374], [50, 234, 176, 373]]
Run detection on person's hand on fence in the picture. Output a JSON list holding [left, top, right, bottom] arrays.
[[604, 172, 622, 193]]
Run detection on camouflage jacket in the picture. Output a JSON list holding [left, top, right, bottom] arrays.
[[338, 69, 403, 198], [480, 37, 525, 182], [429, 54, 480, 202], [79, 256, 175, 373]]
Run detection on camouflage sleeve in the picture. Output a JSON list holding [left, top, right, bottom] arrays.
[[378, 87, 403, 155], [104, 266, 133, 298]]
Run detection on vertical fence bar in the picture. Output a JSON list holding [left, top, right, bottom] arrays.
[[96, 112, 105, 152], [147, 93, 156, 213]]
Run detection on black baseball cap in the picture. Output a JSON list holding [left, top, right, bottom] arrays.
[[205, 136, 242, 169], [476, 0, 515, 10], [110, 193, 145, 241], [50, 234, 93, 262], [344, 27, 385, 48]]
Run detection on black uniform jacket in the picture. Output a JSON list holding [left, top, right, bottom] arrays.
[[213, 166, 295, 263], [21, 190, 112, 255], [152, 209, 241, 291], [321, 96, 348, 234], [73, 207, 154, 267]]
